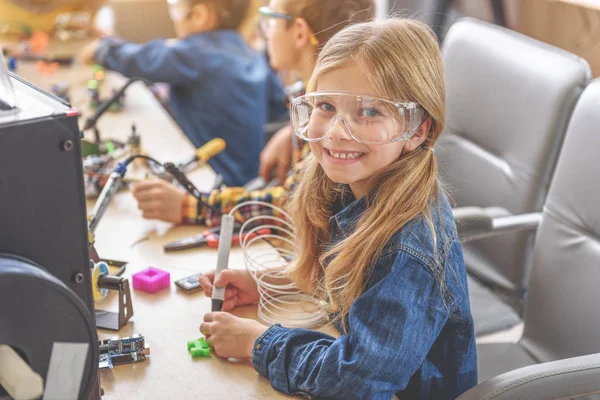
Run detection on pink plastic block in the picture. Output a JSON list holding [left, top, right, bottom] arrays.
[[132, 267, 170, 294]]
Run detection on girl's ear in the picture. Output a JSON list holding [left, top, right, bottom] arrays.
[[293, 17, 317, 49], [402, 117, 431, 153]]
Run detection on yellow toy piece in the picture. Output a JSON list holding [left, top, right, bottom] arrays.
[[91, 261, 109, 302]]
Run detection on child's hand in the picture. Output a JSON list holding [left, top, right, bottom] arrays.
[[200, 312, 267, 359], [79, 39, 99, 65], [199, 269, 259, 311], [131, 179, 186, 223], [259, 124, 294, 185]]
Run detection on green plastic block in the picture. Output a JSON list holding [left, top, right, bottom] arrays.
[[190, 347, 211, 357], [104, 141, 116, 154], [188, 337, 210, 358]]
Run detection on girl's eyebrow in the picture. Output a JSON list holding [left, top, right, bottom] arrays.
[[315, 94, 335, 103]]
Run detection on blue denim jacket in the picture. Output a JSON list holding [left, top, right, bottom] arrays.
[[95, 30, 287, 186], [252, 188, 477, 399]]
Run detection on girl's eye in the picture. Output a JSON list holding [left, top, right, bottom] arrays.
[[359, 107, 381, 118], [317, 102, 336, 113]]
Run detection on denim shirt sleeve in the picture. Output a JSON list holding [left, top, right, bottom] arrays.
[[251, 250, 450, 399], [94, 37, 205, 85]]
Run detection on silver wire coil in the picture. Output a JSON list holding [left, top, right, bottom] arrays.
[[229, 201, 327, 329]]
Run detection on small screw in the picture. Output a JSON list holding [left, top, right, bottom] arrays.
[[74, 273, 84, 283], [62, 140, 74, 151]]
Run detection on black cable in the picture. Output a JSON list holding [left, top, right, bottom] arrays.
[[121, 154, 224, 216], [83, 77, 150, 131], [122, 154, 161, 167]]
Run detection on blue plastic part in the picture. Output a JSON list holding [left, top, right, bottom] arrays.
[[114, 162, 127, 175], [8, 57, 17, 72], [97, 261, 109, 298]]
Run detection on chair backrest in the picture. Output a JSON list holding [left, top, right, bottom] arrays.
[[519, 79, 600, 362], [457, 353, 600, 400], [437, 18, 591, 308]]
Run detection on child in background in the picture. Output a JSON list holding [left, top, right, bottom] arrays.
[[199, 19, 477, 399], [81, 0, 287, 187], [239, 0, 268, 49], [131, 0, 375, 225]]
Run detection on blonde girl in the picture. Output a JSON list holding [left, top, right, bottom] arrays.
[[200, 18, 477, 399]]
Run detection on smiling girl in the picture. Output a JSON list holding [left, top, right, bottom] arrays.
[[200, 18, 477, 399]]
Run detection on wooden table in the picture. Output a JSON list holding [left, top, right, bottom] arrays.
[[11, 45, 335, 399]]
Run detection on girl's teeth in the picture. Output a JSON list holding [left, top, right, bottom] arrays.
[[329, 150, 363, 159]]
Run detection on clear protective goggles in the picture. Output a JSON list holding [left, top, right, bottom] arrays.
[[258, 6, 293, 37], [167, 0, 192, 22], [258, 6, 319, 46], [290, 91, 426, 145]]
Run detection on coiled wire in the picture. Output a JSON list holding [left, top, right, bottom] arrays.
[[228, 201, 327, 328]]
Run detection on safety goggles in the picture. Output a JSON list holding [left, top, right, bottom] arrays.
[[290, 91, 426, 145], [258, 6, 319, 46], [167, 0, 192, 22]]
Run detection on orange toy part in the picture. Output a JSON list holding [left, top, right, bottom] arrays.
[[36, 61, 59, 75], [29, 31, 50, 54]]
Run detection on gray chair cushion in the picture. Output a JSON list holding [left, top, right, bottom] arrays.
[[467, 276, 520, 337], [437, 19, 591, 310], [476, 343, 537, 383]]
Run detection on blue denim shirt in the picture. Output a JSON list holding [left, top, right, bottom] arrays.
[[252, 188, 477, 399], [95, 30, 287, 186]]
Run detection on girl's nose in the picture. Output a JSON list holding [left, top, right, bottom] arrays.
[[326, 116, 353, 142]]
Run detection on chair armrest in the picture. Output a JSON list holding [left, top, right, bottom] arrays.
[[454, 207, 542, 243], [457, 353, 600, 400]]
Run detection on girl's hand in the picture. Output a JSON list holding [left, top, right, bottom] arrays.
[[200, 312, 267, 359], [199, 269, 259, 311]]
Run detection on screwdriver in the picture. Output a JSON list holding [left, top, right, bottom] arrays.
[[163, 225, 271, 252]]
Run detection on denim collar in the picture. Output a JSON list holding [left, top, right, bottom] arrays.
[[332, 188, 370, 235]]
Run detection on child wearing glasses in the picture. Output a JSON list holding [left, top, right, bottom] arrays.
[[199, 19, 478, 399], [130, 0, 375, 226], [80, 0, 287, 187]]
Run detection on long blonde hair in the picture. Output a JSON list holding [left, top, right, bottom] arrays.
[[286, 19, 447, 326]]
